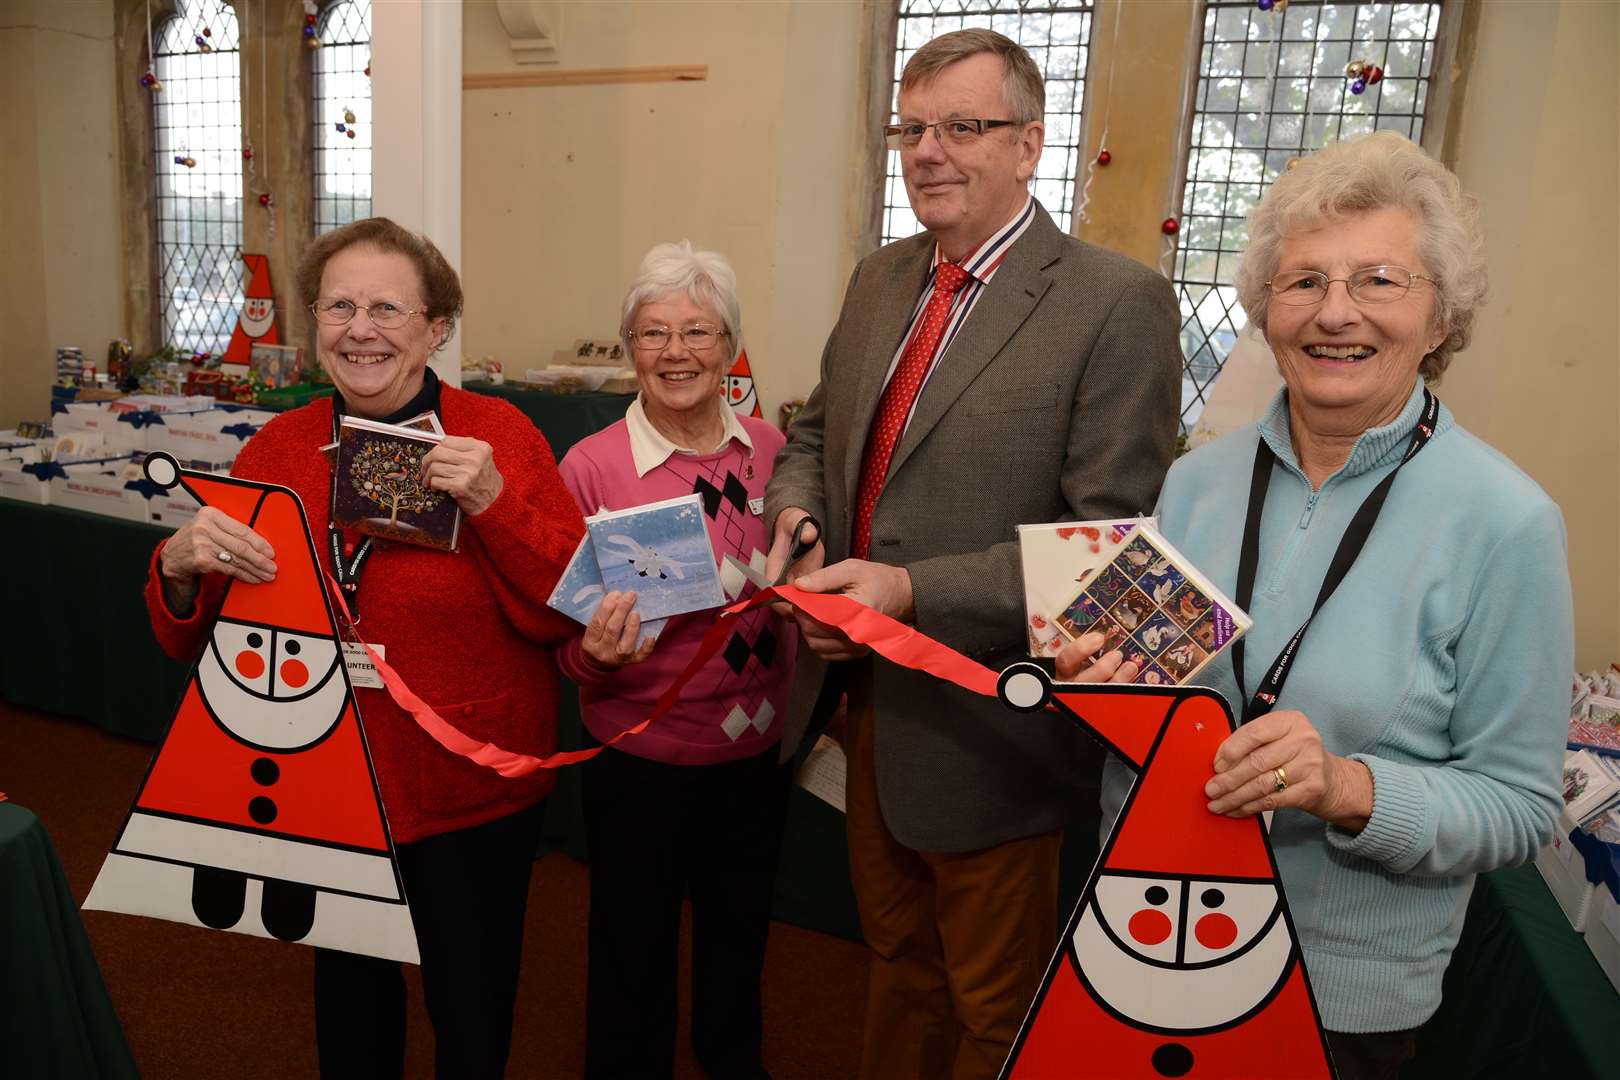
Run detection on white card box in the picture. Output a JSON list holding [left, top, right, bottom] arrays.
[[1585, 884, 1620, 995], [1536, 812, 1596, 932], [0, 458, 52, 504], [1016, 518, 1150, 657], [143, 409, 262, 463], [53, 402, 147, 454], [48, 457, 149, 522]]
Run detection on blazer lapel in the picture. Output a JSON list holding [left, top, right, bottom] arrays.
[[843, 239, 933, 503], [885, 207, 1062, 483]]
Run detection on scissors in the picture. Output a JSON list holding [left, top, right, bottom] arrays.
[[770, 514, 822, 588]]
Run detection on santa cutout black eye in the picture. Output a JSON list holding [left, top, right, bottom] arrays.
[[1144, 885, 1169, 906], [284, 639, 302, 655], [246, 632, 264, 649], [1202, 888, 1225, 908]]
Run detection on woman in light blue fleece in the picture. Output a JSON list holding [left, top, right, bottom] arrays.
[[1062, 132, 1571, 1080]]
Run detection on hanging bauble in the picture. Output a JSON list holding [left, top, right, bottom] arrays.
[[335, 123, 347, 133], [1275, 0, 1288, 9], [1096, 148, 1111, 166], [346, 129, 356, 140], [173, 155, 184, 165], [1161, 218, 1180, 236], [139, 72, 154, 87], [307, 36, 321, 50], [1257, 0, 1273, 10], [202, 26, 211, 37], [1285, 156, 1304, 172], [1345, 60, 1367, 78], [150, 79, 164, 92], [364, 65, 371, 77], [258, 192, 273, 207], [1350, 78, 1367, 95], [242, 147, 254, 161], [305, 14, 317, 26], [176, 155, 196, 168], [303, 23, 316, 37], [343, 109, 356, 125], [1367, 66, 1384, 85]]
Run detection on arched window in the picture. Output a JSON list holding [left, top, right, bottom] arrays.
[[881, 0, 1094, 245], [1171, 1, 1443, 431], [152, 0, 243, 354], [312, 0, 373, 233]]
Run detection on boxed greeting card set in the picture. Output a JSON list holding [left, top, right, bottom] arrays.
[[329, 413, 461, 551], [1018, 517, 1251, 687], [545, 494, 725, 640]]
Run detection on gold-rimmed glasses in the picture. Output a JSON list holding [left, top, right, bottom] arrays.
[[310, 298, 427, 329], [627, 325, 729, 352]]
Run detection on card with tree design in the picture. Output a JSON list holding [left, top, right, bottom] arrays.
[[332, 416, 461, 551]]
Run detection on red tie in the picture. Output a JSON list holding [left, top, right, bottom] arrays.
[[851, 261, 972, 560]]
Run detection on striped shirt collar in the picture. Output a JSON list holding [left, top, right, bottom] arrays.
[[626, 393, 754, 478], [930, 194, 1036, 285]]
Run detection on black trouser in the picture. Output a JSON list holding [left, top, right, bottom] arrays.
[[582, 744, 790, 1080], [312, 799, 547, 1080], [1325, 1028, 1419, 1080]]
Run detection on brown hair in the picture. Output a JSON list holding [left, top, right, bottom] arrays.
[[899, 29, 1045, 126], [297, 217, 464, 348]]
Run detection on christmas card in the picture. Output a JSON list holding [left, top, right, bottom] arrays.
[[249, 344, 304, 389], [1017, 518, 1148, 657], [585, 494, 724, 622], [1563, 748, 1620, 827], [547, 533, 666, 642], [331, 416, 461, 551], [1032, 519, 1251, 688]]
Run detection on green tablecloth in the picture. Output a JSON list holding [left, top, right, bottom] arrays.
[[0, 802, 138, 1079], [1404, 864, 1618, 1079], [462, 383, 634, 453]]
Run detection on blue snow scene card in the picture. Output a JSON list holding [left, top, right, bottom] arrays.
[[547, 534, 667, 640], [586, 493, 725, 622]]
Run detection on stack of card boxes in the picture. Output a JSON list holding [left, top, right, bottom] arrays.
[[53, 401, 148, 455], [0, 435, 49, 505], [1536, 809, 1599, 931], [1585, 860, 1620, 993], [144, 406, 269, 471], [47, 456, 149, 521]]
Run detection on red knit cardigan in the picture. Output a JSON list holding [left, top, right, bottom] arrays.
[[144, 387, 585, 843]]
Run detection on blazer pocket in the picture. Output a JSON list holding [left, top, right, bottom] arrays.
[[965, 381, 1061, 416]]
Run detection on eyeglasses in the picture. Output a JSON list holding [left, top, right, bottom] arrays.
[[883, 118, 1020, 151], [627, 325, 729, 352], [1265, 266, 1437, 307], [310, 298, 426, 329]]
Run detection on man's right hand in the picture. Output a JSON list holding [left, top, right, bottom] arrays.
[[763, 507, 824, 586]]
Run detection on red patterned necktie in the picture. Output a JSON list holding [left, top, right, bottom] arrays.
[[851, 261, 972, 560]]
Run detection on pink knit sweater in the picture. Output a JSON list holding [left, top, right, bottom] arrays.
[[556, 416, 797, 765]]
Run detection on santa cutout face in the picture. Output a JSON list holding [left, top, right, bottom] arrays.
[[994, 664, 1336, 1079], [723, 349, 761, 418], [1075, 872, 1293, 1033], [197, 618, 346, 750], [240, 295, 275, 337]]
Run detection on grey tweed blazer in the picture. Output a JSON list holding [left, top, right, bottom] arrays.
[[764, 202, 1182, 853]]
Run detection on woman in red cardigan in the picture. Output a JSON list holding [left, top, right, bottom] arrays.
[[146, 218, 583, 1078]]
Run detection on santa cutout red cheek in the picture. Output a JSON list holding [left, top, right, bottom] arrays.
[[993, 664, 1338, 1080], [84, 452, 418, 964]]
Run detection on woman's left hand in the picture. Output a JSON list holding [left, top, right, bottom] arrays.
[[421, 435, 504, 516], [1205, 709, 1375, 830]]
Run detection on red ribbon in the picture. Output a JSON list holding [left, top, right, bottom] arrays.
[[327, 577, 1000, 775]]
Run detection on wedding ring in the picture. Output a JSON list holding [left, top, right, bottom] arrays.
[[1272, 766, 1288, 793], [217, 550, 234, 564]]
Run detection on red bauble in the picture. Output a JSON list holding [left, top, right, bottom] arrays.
[[364, 66, 371, 77], [242, 148, 253, 160], [1368, 66, 1384, 84], [1096, 149, 1112, 166], [1161, 217, 1180, 236], [258, 192, 272, 207], [305, 13, 317, 24]]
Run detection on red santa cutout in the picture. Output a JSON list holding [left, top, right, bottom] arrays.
[[722, 348, 761, 419], [994, 664, 1336, 1079], [222, 252, 281, 364], [85, 453, 418, 963]]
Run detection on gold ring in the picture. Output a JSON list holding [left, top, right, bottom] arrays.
[[1272, 767, 1288, 793]]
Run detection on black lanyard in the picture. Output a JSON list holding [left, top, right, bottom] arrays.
[[327, 406, 374, 617], [1232, 389, 1439, 722]]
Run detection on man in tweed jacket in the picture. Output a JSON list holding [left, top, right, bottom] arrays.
[[763, 29, 1181, 1080]]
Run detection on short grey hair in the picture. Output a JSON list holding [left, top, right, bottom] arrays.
[[619, 240, 742, 361], [1234, 131, 1487, 380], [901, 29, 1045, 127]]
